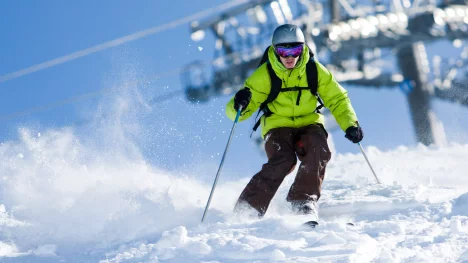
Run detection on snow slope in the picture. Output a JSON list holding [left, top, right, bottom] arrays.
[[0, 127, 467, 263]]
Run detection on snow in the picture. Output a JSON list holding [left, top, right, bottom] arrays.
[[0, 127, 468, 262], [0, 242, 20, 257]]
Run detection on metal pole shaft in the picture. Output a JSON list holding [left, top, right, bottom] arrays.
[[201, 107, 242, 222], [358, 142, 381, 184]]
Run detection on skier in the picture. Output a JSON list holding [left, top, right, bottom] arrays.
[[225, 24, 364, 218]]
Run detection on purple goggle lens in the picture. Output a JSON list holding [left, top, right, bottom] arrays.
[[275, 44, 303, 58]]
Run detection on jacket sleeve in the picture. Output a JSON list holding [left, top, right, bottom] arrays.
[[226, 65, 270, 122], [315, 61, 359, 131]]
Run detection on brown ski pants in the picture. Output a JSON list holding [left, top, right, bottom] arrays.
[[235, 124, 332, 217]]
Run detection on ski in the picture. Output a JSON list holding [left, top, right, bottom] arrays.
[[302, 221, 355, 228], [303, 220, 319, 228], [300, 201, 355, 228]]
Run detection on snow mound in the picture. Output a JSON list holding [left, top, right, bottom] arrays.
[[452, 192, 468, 216], [1, 127, 468, 262]]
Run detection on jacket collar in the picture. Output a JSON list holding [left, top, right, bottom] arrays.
[[267, 45, 310, 79]]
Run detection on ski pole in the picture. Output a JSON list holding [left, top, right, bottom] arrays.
[[201, 106, 243, 223], [358, 142, 381, 184]]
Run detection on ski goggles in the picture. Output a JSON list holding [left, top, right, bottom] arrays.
[[275, 44, 304, 58]]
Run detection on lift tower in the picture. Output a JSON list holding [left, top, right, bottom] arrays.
[[182, 0, 468, 145]]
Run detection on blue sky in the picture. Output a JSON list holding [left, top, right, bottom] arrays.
[[1, 1, 467, 178]]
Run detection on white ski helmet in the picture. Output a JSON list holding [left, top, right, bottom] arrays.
[[272, 24, 305, 46]]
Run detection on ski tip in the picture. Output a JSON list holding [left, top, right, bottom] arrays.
[[303, 220, 319, 228], [302, 221, 354, 228]]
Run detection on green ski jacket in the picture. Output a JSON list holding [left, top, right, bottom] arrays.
[[226, 45, 359, 138]]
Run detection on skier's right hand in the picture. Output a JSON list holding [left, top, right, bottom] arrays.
[[234, 88, 252, 112]]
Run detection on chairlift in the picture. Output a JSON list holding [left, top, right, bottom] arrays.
[[181, 61, 211, 103]]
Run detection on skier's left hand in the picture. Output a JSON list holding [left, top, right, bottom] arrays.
[[345, 126, 364, 143]]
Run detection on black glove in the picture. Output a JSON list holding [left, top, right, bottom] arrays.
[[234, 88, 252, 111], [345, 126, 364, 143]]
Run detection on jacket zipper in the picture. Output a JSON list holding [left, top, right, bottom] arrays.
[[287, 69, 295, 124]]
